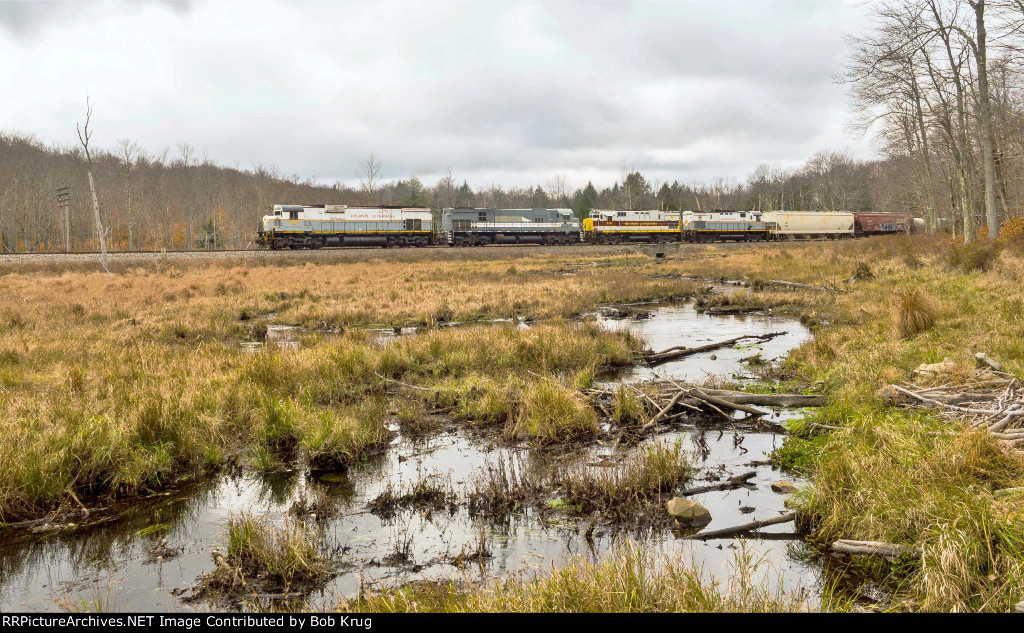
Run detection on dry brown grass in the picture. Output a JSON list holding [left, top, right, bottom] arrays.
[[0, 253, 697, 337], [0, 251, 667, 520], [893, 288, 938, 339]]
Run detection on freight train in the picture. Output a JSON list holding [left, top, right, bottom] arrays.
[[257, 205, 916, 249]]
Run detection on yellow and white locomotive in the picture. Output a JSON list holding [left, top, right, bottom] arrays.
[[581, 209, 681, 244]]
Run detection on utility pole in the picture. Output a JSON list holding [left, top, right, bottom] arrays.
[[56, 187, 71, 252]]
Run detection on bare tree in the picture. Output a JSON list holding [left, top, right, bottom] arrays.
[[178, 143, 195, 249], [116, 138, 140, 250], [970, 0, 1001, 238], [544, 174, 568, 204], [357, 153, 383, 204], [76, 97, 109, 272]]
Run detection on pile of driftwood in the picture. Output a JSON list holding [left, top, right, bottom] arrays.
[[587, 377, 826, 440], [885, 356, 1023, 452]]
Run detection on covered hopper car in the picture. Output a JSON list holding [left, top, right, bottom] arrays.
[[762, 211, 855, 239]]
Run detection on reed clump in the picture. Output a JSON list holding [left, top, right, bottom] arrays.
[[505, 380, 599, 445], [555, 440, 691, 519]]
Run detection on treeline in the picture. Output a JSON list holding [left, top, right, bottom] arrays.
[[0, 129, 932, 253], [845, 0, 1024, 242]]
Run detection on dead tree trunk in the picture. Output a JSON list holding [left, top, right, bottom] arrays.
[[76, 97, 109, 273]]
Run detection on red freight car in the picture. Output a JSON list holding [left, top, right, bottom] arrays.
[[853, 212, 911, 236]]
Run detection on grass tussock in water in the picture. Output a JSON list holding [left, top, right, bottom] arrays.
[[196, 512, 335, 601], [555, 440, 691, 519], [225, 514, 332, 586], [338, 543, 820, 613], [505, 379, 599, 445]]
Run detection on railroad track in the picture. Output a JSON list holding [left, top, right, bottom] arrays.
[[0, 240, 771, 266]]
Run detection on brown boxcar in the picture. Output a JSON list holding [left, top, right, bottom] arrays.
[[853, 212, 910, 235]]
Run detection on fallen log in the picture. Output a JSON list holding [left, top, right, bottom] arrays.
[[975, 352, 1004, 373], [766, 280, 830, 292], [679, 471, 756, 496], [689, 511, 796, 540], [830, 540, 922, 560], [644, 332, 786, 366], [699, 389, 827, 408], [689, 388, 769, 417], [376, 373, 436, 393], [0, 517, 51, 530]]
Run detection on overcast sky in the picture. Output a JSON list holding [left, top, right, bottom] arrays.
[[0, 0, 875, 191]]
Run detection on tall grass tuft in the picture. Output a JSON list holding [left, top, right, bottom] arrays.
[[505, 380, 598, 444], [892, 288, 938, 339], [225, 513, 332, 586], [556, 440, 690, 518]]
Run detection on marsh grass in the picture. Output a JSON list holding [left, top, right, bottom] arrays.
[[802, 409, 1024, 611], [369, 474, 457, 519], [468, 454, 545, 517], [945, 242, 1001, 273], [223, 513, 333, 588], [339, 543, 819, 613], [0, 316, 638, 519], [611, 384, 648, 426], [555, 440, 691, 519], [468, 452, 544, 518], [505, 379, 599, 444]]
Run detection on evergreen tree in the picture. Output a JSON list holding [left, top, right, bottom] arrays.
[[657, 182, 675, 211], [531, 185, 550, 207], [455, 181, 475, 207], [572, 181, 598, 219]]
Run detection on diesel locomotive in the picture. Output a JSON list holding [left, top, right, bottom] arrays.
[[257, 204, 916, 249]]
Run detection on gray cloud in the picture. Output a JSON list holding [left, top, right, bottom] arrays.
[[0, 0, 871, 190]]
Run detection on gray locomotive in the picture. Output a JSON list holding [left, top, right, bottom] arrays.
[[441, 208, 580, 246]]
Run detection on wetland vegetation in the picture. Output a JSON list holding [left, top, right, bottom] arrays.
[[1, 236, 1023, 612]]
